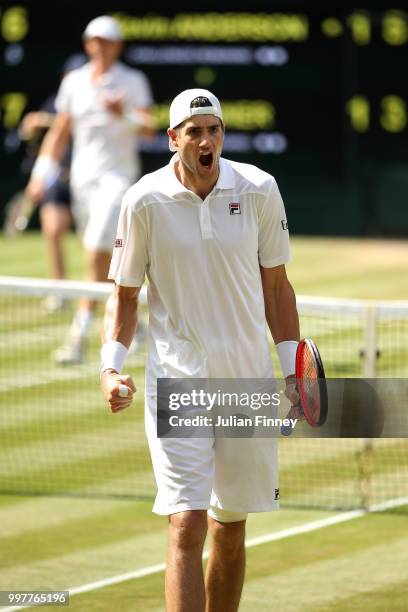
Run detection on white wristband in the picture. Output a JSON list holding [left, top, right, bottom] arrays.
[[100, 340, 128, 375], [31, 155, 60, 189], [276, 341, 299, 378]]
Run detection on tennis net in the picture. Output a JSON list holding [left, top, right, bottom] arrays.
[[0, 276, 407, 511]]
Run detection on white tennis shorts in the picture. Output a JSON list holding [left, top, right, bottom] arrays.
[[71, 174, 132, 251], [145, 396, 280, 517]]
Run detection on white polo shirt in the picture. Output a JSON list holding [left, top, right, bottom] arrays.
[[55, 61, 153, 188], [109, 155, 291, 394]]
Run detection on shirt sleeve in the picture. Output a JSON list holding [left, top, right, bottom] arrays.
[[257, 177, 291, 268], [108, 191, 149, 287], [54, 73, 73, 114], [40, 94, 57, 114], [128, 70, 154, 108]]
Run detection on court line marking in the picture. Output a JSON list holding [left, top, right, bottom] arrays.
[[0, 353, 146, 393], [3, 495, 407, 611]]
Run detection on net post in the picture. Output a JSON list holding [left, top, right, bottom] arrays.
[[362, 305, 377, 378], [356, 440, 373, 510]]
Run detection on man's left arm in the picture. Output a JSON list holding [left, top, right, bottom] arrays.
[[260, 264, 299, 347], [128, 71, 157, 137], [131, 105, 157, 137], [103, 69, 157, 137], [261, 264, 303, 413], [103, 96, 157, 136]]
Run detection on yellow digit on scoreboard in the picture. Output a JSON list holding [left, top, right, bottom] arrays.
[[380, 96, 407, 133], [1, 93, 28, 129], [382, 11, 408, 46], [347, 12, 371, 46], [345, 96, 370, 133], [1, 6, 29, 42]]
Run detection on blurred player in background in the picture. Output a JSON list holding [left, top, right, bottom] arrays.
[[19, 54, 87, 311], [100, 89, 300, 611], [26, 15, 156, 363]]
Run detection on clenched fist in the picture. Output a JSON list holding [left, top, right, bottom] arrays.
[[100, 369, 136, 413]]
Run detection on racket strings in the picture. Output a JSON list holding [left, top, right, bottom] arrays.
[[299, 345, 321, 422]]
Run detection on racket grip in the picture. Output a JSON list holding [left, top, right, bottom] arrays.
[[280, 408, 293, 436], [118, 384, 129, 398], [280, 403, 303, 436], [280, 422, 293, 437]]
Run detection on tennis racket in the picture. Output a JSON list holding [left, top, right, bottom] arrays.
[[281, 338, 328, 435], [3, 190, 36, 237]]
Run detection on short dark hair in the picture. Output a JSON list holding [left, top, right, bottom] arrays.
[[190, 96, 212, 109]]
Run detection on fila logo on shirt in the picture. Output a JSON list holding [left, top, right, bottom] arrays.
[[115, 238, 124, 248], [229, 202, 241, 215], [281, 220, 288, 230]]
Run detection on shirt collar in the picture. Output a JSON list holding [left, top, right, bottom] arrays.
[[216, 157, 235, 190], [165, 154, 235, 197], [165, 154, 192, 197], [87, 61, 121, 86]]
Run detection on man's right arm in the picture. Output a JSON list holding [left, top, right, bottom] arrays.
[[100, 284, 140, 413], [25, 111, 71, 202]]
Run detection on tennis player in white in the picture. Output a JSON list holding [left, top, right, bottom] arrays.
[[26, 15, 155, 364], [101, 89, 300, 611]]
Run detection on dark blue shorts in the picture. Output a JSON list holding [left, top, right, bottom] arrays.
[[40, 179, 70, 208]]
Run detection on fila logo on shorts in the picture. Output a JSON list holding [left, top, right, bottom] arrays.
[[281, 220, 288, 230], [229, 202, 241, 215], [275, 488, 280, 500]]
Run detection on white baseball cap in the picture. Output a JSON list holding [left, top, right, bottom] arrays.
[[83, 16, 123, 41], [169, 89, 223, 129], [168, 89, 223, 151]]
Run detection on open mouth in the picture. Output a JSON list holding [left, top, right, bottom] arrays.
[[199, 153, 213, 168]]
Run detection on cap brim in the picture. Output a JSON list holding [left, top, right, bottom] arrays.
[[82, 32, 123, 41]]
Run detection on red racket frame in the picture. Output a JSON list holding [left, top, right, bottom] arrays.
[[296, 338, 328, 427]]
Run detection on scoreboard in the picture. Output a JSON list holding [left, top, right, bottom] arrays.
[[1, 1, 407, 235]]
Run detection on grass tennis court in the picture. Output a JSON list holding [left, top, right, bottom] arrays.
[[1, 232, 408, 298], [0, 232, 407, 610], [1, 497, 408, 611]]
